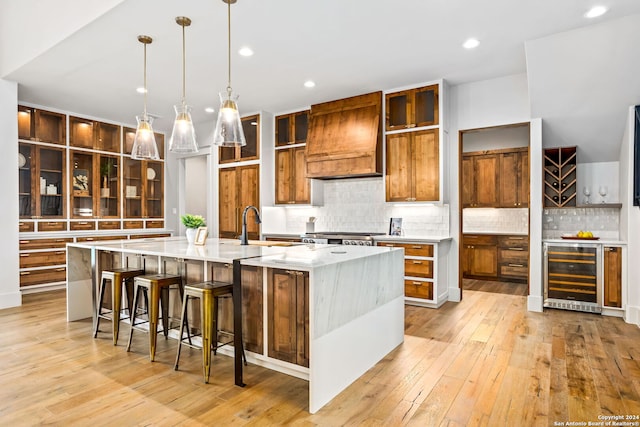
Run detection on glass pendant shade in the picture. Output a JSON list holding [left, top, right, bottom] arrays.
[[213, 91, 246, 147], [169, 104, 198, 152], [131, 114, 159, 160]]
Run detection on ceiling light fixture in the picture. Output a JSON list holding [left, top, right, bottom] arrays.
[[136, 87, 147, 94], [463, 38, 480, 49], [213, 0, 246, 147], [169, 16, 198, 154], [585, 6, 608, 18], [304, 80, 316, 88], [131, 35, 160, 160], [205, 107, 215, 113], [238, 46, 253, 57]]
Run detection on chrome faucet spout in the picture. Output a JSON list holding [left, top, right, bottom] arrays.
[[239, 205, 262, 245]]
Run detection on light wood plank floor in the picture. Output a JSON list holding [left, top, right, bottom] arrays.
[[2, 290, 640, 426], [463, 278, 529, 296]]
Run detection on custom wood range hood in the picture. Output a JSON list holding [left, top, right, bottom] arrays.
[[305, 91, 383, 179]]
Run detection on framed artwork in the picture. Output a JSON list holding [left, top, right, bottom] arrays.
[[194, 227, 208, 245], [73, 169, 90, 196], [389, 218, 403, 236]]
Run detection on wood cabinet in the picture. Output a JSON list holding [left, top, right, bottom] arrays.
[[497, 235, 529, 282], [123, 158, 163, 220], [385, 129, 439, 202], [124, 127, 165, 160], [544, 146, 577, 207], [19, 143, 65, 219], [70, 116, 121, 152], [462, 235, 498, 279], [385, 84, 439, 131], [219, 114, 260, 164], [499, 149, 529, 208], [275, 146, 310, 204], [604, 246, 622, 308], [275, 110, 309, 147], [18, 237, 72, 289], [219, 165, 260, 240], [71, 150, 122, 220], [462, 154, 499, 207], [267, 268, 309, 367], [18, 106, 66, 145]]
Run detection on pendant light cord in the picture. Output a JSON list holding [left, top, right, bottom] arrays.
[[227, 0, 232, 97], [143, 41, 148, 117], [181, 21, 186, 106]]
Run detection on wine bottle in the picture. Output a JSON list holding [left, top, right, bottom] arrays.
[[552, 181, 559, 188]]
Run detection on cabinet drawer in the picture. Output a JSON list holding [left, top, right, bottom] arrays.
[[19, 222, 35, 232], [19, 238, 72, 250], [404, 259, 433, 278], [98, 221, 121, 230], [404, 280, 433, 299], [123, 220, 144, 229], [499, 248, 528, 263], [19, 250, 66, 268], [378, 242, 433, 257], [500, 264, 528, 278], [70, 221, 96, 231], [20, 267, 66, 287], [463, 234, 497, 245], [129, 233, 171, 240], [76, 235, 126, 242], [145, 220, 164, 229], [38, 221, 67, 232], [498, 235, 529, 247]]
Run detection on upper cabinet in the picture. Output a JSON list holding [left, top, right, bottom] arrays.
[[219, 114, 260, 164], [275, 146, 310, 204], [306, 91, 383, 179], [69, 151, 120, 219], [544, 146, 576, 208], [462, 148, 529, 208], [275, 110, 309, 147], [69, 116, 121, 152], [123, 158, 163, 219], [18, 106, 66, 145], [385, 129, 439, 202], [385, 84, 439, 131]]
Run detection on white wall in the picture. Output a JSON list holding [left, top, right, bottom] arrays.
[[448, 73, 532, 303], [0, 79, 21, 309], [619, 106, 640, 326]]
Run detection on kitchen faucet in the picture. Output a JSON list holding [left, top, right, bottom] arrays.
[[239, 205, 261, 245]]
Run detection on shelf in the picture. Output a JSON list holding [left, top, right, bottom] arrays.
[[545, 203, 622, 209]]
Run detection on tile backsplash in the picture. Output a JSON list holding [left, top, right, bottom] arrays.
[[542, 208, 620, 239], [463, 208, 529, 234], [262, 177, 449, 237]]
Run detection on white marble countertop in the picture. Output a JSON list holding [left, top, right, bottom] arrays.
[[21, 228, 173, 239], [68, 236, 402, 268], [542, 238, 627, 245], [373, 235, 452, 243]]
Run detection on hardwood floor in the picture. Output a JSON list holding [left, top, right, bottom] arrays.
[[463, 278, 528, 296], [2, 290, 640, 426]]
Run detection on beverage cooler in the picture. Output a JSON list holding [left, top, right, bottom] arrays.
[[543, 242, 602, 313]]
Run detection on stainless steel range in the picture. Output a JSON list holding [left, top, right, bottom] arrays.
[[301, 232, 385, 246]]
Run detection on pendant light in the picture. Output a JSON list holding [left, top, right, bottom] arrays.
[[131, 35, 160, 160], [213, 0, 246, 147], [169, 16, 198, 153]]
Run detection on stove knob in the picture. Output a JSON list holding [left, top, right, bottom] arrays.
[[343, 240, 352, 245], [358, 241, 365, 246]]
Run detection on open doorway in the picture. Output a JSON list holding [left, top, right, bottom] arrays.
[[184, 155, 208, 219], [459, 123, 531, 297]]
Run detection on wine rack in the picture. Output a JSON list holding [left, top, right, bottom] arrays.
[[543, 146, 577, 207]]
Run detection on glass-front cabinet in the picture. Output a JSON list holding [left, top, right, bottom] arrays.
[[385, 84, 439, 131], [70, 150, 94, 218], [124, 158, 143, 218], [98, 155, 120, 218], [124, 158, 162, 219], [145, 161, 163, 219], [19, 143, 65, 219]]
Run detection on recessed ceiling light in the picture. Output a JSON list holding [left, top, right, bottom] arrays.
[[463, 38, 480, 49], [205, 107, 215, 113], [585, 6, 608, 18], [136, 87, 147, 94], [304, 80, 316, 88], [238, 47, 253, 57]]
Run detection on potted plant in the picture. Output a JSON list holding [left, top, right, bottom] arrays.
[[181, 213, 206, 243], [99, 160, 113, 197]]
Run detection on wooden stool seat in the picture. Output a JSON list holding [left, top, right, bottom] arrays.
[[174, 281, 246, 383], [93, 268, 145, 345], [126, 274, 184, 361]]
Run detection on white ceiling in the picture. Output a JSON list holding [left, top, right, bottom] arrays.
[[2, 0, 640, 162]]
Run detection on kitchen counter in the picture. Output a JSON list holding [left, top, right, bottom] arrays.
[[373, 235, 452, 243], [543, 238, 627, 245], [66, 236, 404, 413]]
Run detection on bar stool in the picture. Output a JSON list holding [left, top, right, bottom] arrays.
[[174, 281, 247, 383], [93, 268, 145, 345], [126, 274, 184, 361]]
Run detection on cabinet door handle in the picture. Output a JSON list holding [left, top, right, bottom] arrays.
[[20, 271, 30, 276], [55, 251, 65, 255], [466, 236, 478, 239], [508, 264, 525, 267], [508, 237, 525, 240], [411, 245, 423, 249], [508, 248, 525, 251], [412, 261, 423, 265], [20, 254, 30, 257], [412, 281, 422, 285], [55, 268, 65, 272]]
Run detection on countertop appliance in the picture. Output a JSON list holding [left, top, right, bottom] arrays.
[[302, 232, 385, 246], [543, 241, 602, 313]]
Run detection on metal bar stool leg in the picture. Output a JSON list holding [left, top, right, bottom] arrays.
[[93, 274, 108, 338], [111, 272, 123, 345], [174, 294, 191, 371], [126, 282, 142, 353]]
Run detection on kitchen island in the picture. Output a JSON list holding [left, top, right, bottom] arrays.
[[67, 236, 404, 413]]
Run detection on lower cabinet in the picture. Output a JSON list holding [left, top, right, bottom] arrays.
[[497, 235, 529, 282], [463, 234, 529, 282], [604, 246, 622, 308], [267, 268, 309, 367]]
